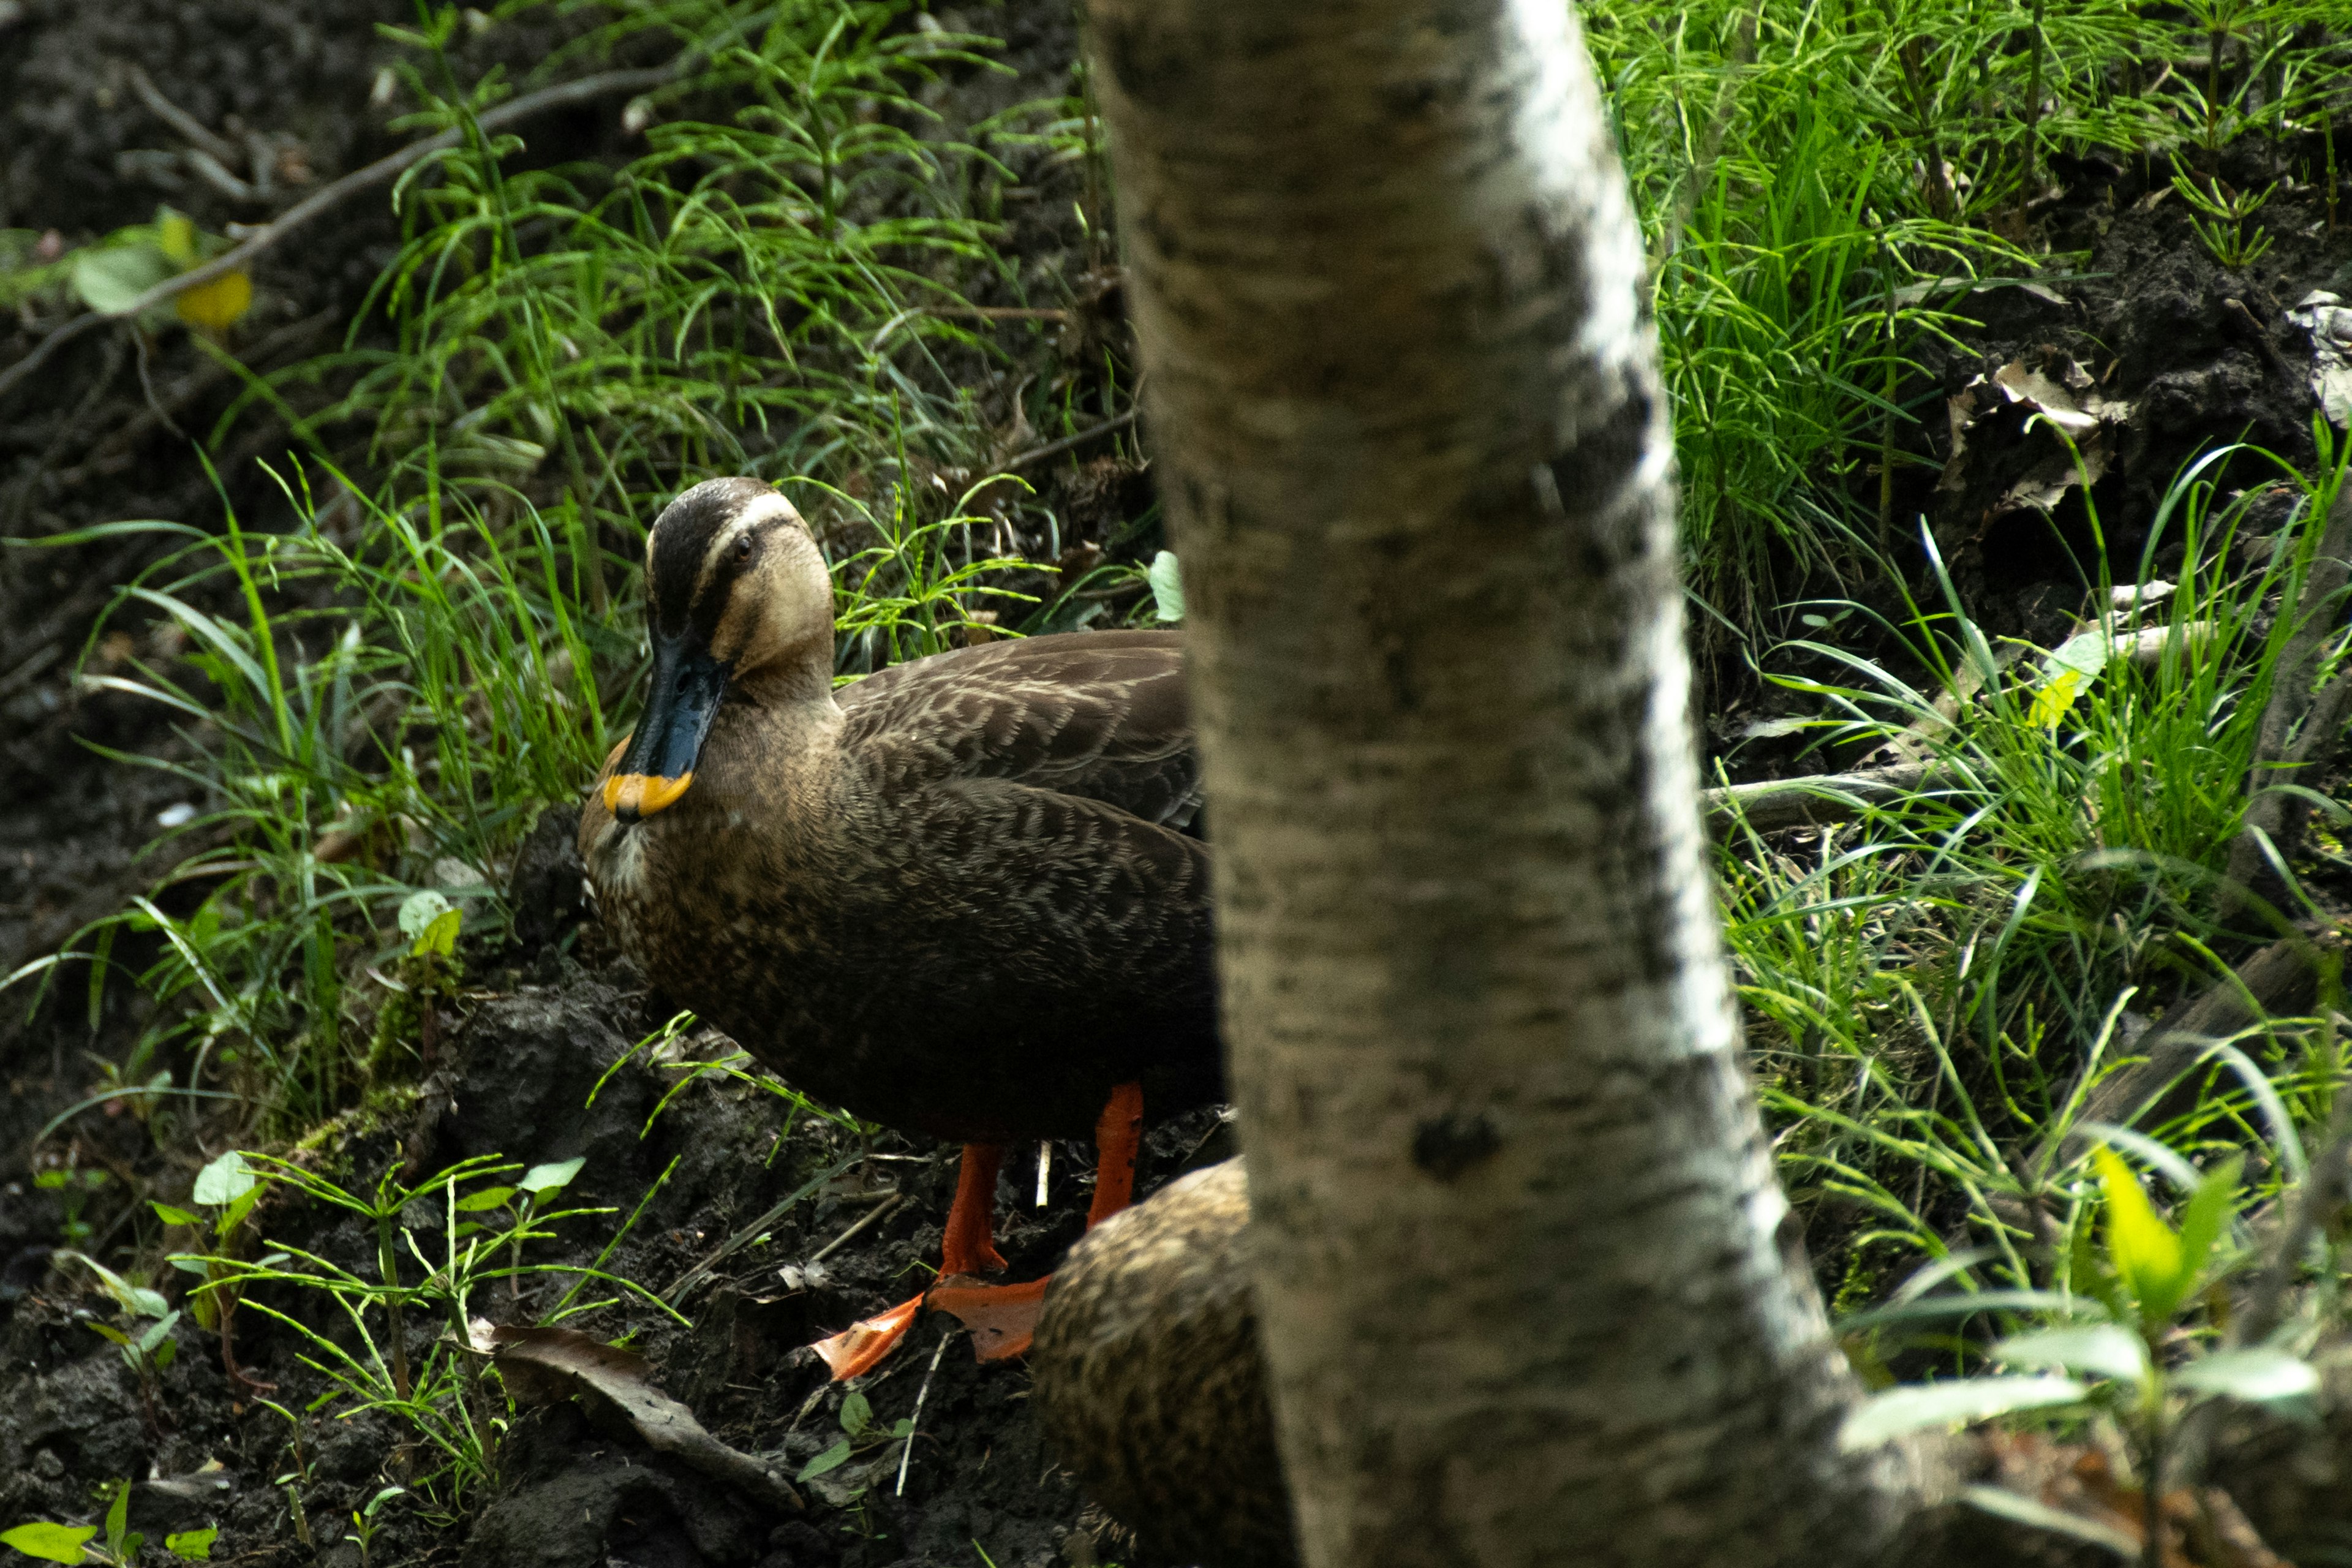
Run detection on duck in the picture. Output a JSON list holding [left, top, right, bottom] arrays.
[[578, 476, 1225, 1378], [1032, 1156, 1296, 1568]]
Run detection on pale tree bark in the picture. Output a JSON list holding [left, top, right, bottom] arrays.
[[1080, 2, 1926, 1564]]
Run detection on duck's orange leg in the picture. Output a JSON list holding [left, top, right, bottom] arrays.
[[1086, 1080, 1145, 1227], [940, 1142, 1009, 1279], [810, 1140, 1006, 1381], [932, 1082, 1145, 1362]]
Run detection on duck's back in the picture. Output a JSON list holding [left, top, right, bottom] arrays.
[[839, 630, 1202, 834], [739, 631, 1221, 1142]]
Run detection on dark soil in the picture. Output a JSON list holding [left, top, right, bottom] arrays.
[[4, 2, 2352, 1566]]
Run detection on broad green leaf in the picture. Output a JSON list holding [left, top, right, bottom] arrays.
[[62, 1251, 169, 1320], [519, 1158, 586, 1196], [2094, 1146, 2187, 1326], [72, 244, 172, 313], [797, 1438, 854, 1480], [104, 1482, 128, 1550], [1994, 1324, 2148, 1384], [85, 1322, 131, 1348], [840, 1389, 872, 1436], [137, 1311, 181, 1354], [455, 1188, 516, 1213], [2172, 1156, 2244, 1301], [166, 1526, 219, 1560], [416, 908, 461, 958], [192, 1151, 256, 1207], [2045, 628, 2113, 678], [222, 1183, 264, 1235], [0, 1521, 98, 1562], [398, 890, 453, 939], [2169, 1348, 2320, 1404], [1839, 1376, 2087, 1451], [151, 1202, 202, 1227], [1147, 551, 1185, 623]]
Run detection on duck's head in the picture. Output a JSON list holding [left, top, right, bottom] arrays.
[[603, 478, 832, 822]]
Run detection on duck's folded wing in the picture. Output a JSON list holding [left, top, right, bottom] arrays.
[[840, 630, 1200, 832], [878, 775, 1215, 988]]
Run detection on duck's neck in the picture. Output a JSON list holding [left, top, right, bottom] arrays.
[[728, 633, 839, 712]]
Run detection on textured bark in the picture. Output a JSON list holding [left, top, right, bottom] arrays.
[[1081, 2, 1921, 1564]]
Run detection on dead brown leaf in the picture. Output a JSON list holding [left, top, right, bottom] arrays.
[[464, 1320, 802, 1512]]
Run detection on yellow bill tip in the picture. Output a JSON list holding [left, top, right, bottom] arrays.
[[605, 772, 693, 819]]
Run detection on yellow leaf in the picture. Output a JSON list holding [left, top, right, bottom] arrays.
[[176, 269, 252, 333], [2094, 1145, 2186, 1327], [157, 208, 200, 266], [2030, 668, 2084, 728]]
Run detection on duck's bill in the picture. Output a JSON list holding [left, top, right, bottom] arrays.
[[605, 636, 728, 822]]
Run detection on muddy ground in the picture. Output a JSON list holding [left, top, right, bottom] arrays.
[[5, 1, 2352, 1564]]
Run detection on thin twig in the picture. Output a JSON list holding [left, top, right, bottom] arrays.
[[126, 64, 246, 168], [660, 1150, 863, 1303], [999, 408, 1139, 472], [895, 1330, 952, 1497], [0, 66, 674, 409], [807, 1192, 903, 1266], [925, 304, 1071, 322]]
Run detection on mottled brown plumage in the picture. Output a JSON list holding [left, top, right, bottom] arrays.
[[1033, 1158, 1297, 1568], [578, 477, 1223, 1145]]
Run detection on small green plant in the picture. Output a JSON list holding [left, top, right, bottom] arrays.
[[797, 1387, 916, 1502], [2169, 163, 2276, 270], [34, 1162, 110, 1248], [1, 1479, 217, 1564], [1842, 1145, 2315, 1552], [156, 1149, 271, 1392], [345, 1485, 407, 1566], [56, 1251, 179, 1431], [364, 892, 467, 1088], [181, 1152, 676, 1515]]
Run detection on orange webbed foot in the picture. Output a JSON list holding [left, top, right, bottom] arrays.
[[929, 1276, 1051, 1362], [810, 1294, 923, 1381]]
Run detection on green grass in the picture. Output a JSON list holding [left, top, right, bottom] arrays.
[[1584, 0, 2352, 630], [1726, 434, 2352, 1312]]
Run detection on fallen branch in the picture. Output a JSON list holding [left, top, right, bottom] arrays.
[[1000, 407, 1140, 472], [1702, 761, 1940, 836], [0, 65, 674, 409], [2045, 925, 2349, 1166]]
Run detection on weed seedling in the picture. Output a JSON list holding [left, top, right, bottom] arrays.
[[1, 1478, 217, 1564], [346, 1485, 406, 1566], [2169, 162, 2277, 270], [34, 1161, 110, 1248], [156, 1148, 271, 1392], [57, 1251, 179, 1431], [797, 1388, 916, 1502]]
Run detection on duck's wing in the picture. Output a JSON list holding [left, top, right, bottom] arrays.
[[840, 630, 1200, 832]]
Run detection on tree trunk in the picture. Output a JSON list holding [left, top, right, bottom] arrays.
[[1080, 2, 1924, 1564]]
